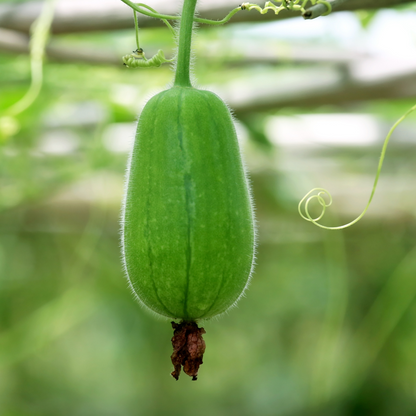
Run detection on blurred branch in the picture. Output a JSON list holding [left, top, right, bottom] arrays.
[[201, 40, 366, 66], [331, 0, 416, 9], [0, 0, 414, 34], [3, 0, 56, 117], [228, 63, 416, 116], [3, 25, 416, 114], [303, 0, 350, 19], [1, 28, 366, 67], [0, 28, 121, 66]]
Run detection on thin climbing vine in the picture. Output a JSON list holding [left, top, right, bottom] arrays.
[[119, 0, 332, 68], [121, 0, 416, 231]]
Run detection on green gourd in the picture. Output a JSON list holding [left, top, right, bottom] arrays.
[[123, 85, 255, 320], [121, 0, 255, 379]]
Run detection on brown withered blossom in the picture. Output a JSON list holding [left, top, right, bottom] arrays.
[[170, 321, 206, 380]]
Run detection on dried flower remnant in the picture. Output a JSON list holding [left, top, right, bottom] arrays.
[[171, 321, 206, 380]]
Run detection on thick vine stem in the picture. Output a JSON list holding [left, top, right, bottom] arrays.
[[298, 104, 416, 230], [174, 0, 198, 87]]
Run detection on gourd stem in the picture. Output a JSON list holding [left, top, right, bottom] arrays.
[[174, 0, 197, 87]]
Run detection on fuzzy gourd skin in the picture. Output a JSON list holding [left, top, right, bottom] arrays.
[[122, 85, 255, 320]]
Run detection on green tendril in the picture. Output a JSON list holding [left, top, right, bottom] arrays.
[[123, 3, 175, 69], [298, 104, 416, 230], [241, 1, 301, 14], [133, 10, 140, 50], [123, 49, 174, 68], [121, 0, 334, 25], [240, 0, 332, 15], [135, 3, 176, 36], [120, 0, 269, 26]]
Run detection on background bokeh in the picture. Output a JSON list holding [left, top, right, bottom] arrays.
[[1, 1, 416, 415]]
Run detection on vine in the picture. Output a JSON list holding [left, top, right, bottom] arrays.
[[120, 0, 332, 69]]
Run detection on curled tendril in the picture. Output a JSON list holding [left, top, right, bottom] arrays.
[[240, 0, 331, 15], [123, 3, 174, 70], [299, 188, 333, 223], [241, 2, 286, 14], [241, 1, 302, 14], [121, 0, 332, 27], [299, 103, 416, 230], [123, 49, 174, 68]]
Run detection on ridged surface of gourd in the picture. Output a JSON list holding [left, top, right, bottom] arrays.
[[122, 86, 255, 320]]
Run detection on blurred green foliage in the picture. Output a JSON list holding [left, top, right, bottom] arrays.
[[1, 6, 416, 416]]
